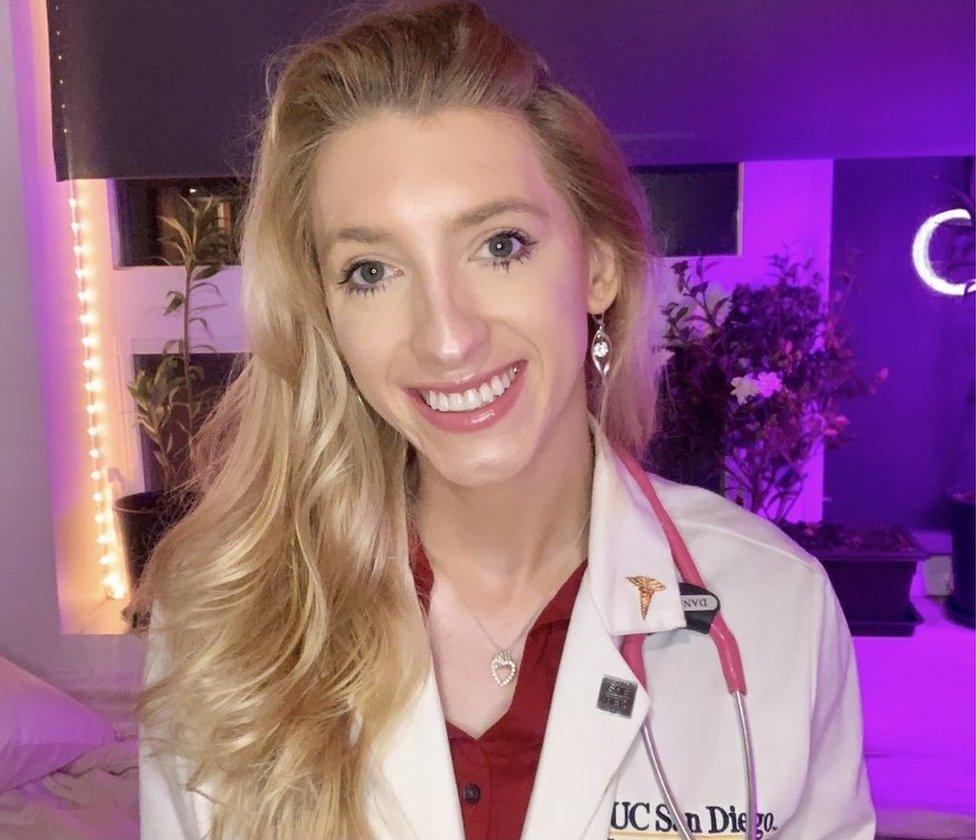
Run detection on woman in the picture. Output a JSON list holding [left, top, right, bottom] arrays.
[[135, 2, 877, 838]]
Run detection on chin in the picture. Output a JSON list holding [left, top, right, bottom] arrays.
[[428, 436, 532, 485]]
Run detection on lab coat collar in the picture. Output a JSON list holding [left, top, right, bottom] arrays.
[[376, 411, 687, 839], [585, 410, 688, 636]]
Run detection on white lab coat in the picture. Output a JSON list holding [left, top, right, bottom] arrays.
[[140, 413, 876, 839]]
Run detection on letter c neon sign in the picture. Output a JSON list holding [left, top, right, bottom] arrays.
[[912, 208, 975, 297]]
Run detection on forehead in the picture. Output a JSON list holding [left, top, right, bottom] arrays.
[[310, 107, 565, 236]]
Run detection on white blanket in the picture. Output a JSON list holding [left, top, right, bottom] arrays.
[[0, 737, 138, 840]]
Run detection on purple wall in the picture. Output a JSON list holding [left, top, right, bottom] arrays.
[[826, 156, 975, 529]]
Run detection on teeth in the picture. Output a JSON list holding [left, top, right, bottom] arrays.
[[421, 363, 520, 412]]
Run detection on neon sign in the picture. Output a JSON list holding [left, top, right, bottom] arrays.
[[912, 208, 975, 297]]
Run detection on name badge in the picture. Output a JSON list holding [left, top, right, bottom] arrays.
[[679, 582, 721, 634]]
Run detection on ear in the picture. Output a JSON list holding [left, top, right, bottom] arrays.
[[585, 237, 620, 316]]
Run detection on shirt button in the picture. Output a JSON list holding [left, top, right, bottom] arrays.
[[461, 782, 481, 804]]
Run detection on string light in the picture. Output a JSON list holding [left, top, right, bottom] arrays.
[[68, 181, 128, 601]]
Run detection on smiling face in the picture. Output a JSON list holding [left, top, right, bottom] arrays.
[[312, 106, 618, 487]]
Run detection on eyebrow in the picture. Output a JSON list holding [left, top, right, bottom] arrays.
[[320, 197, 549, 251]]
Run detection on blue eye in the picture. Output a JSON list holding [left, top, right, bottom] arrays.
[[338, 228, 538, 298], [481, 230, 531, 262], [340, 261, 391, 296], [478, 229, 538, 275]]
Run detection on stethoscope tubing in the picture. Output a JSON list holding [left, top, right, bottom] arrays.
[[613, 443, 758, 840]]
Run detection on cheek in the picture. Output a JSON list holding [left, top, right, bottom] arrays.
[[328, 308, 391, 396], [524, 259, 590, 365]]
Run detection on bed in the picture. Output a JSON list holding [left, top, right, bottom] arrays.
[[0, 655, 138, 840]]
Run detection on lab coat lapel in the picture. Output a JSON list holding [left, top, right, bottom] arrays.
[[519, 414, 687, 840], [518, 575, 650, 840], [377, 653, 465, 840], [581, 412, 688, 637]]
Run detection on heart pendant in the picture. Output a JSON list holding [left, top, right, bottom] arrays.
[[490, 650, 517, 686]]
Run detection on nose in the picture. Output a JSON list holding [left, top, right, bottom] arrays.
[[409, 264, 491, 374]]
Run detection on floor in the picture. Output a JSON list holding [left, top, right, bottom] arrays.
[[854, 564, 975, 840]]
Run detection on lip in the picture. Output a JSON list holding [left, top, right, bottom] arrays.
[[406, 360, 527, 433]]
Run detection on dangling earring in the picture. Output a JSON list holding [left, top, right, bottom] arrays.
[[590, 311, 612, 378]]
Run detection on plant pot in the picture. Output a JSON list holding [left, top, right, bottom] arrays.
[[780, 522, 925, 636], [947, 487, 975, 629], [112, 490, 172, 591]]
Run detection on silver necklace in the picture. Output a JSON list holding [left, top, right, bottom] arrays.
[[424, 513, 590, 688]]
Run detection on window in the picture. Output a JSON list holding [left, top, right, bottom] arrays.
[[632, 163, 740, 257]]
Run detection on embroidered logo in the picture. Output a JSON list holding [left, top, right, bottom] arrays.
[[611, 800, 779, 838], [626, 576, 666, 619]]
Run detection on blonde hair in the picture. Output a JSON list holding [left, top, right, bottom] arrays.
[[130, 1, 667, 837]]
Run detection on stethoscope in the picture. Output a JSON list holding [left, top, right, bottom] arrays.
[[612, 442, 758, 840]]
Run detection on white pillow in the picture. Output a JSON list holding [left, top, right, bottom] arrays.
[[0, 653, 117, 790]]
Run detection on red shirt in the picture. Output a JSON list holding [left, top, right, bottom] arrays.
[[409, 533, 588, 840]]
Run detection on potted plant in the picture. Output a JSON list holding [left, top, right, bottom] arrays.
[[114, 195, 233, 614], [775, 521, 926, 635], [647, 249, 928, 635]]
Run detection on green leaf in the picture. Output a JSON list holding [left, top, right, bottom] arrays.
[[192, 263, 223, 281], [190, 281, 224, 298], [164, 291, 185, 315], [149, 376, 168, 405]]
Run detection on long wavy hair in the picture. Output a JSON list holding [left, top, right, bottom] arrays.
[[130, 1, 667, 837]]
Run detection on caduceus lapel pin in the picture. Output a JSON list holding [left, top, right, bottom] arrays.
[[626, 575, 666, 620]]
